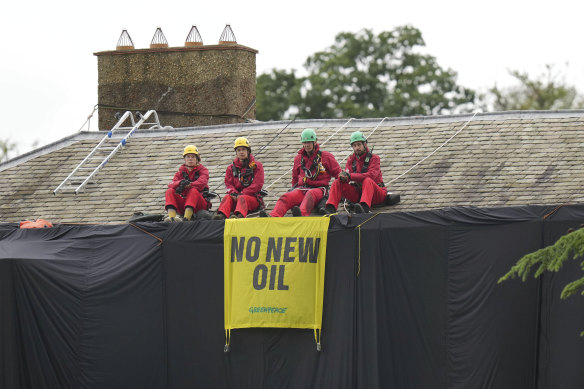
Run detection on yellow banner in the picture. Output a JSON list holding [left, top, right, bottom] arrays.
[[224, 217, 329, 331]]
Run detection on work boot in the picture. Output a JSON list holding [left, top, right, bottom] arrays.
[[291, 206, 302, 217], [195, 209, 212, 220], [321, 204, 337, 215], [353, 203, 371, 214], [164, 215, 183, 222], [212, 212, 226, 220]]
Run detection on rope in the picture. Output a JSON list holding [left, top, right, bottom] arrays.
[[210, 118, 297, 193], [97, 104, 246, 120], [387, 112, 478, 185], [265, 118, 355, 191], [254, 118, 296, 157], [129, 223, 164, 246], [355, 213, 381, 277], [338, 117, 389, 167], [77, 104, 98, 133], [543, 204, 566, 220], [241, 97, 256, 118], [318, 118, 355, 148]]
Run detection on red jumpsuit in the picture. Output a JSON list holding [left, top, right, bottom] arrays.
[[165, 164, 210, 215], [217, 155, 264, 218], [326, 147, 387, 209], [270, 144, 341, 217]]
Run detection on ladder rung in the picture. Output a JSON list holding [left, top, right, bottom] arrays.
[[55, 186, 79, 192], [54, 110, 157, 194]]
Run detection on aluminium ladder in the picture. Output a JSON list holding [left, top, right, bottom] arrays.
[[54, 110, 161, 194]]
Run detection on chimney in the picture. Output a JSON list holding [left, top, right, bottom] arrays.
[[94, 26, 258, 130]]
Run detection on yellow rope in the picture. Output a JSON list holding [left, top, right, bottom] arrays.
[[356, 213, 380, 277]]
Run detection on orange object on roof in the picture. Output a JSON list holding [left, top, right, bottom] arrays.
[[19, 219, 53, 229]]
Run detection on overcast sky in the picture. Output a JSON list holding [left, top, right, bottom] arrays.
[[2, 0, 582, 156]]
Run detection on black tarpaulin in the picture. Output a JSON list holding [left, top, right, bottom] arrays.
[[2, 205, 584, 388]]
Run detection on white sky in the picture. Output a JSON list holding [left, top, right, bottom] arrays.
[[2, 0, 583, 156]]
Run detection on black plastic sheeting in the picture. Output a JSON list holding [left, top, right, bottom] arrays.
[[2, 205, 584, 389]]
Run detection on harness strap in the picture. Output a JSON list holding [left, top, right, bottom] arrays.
[[301, 150, 323, 179], [232, 161, 255, 187], [352, 150, 373, 173]]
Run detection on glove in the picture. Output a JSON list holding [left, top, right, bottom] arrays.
[[339, 171, 350, 182]]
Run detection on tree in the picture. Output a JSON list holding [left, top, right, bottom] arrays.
[[0, 139, 16, 163], [498, 227, 584, 334], [256, 69, 300, 121], [490, 64, 584, 111], [256, 26, 477, 120]]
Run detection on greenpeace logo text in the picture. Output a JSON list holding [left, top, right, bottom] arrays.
[[248, 306, 287, 314]]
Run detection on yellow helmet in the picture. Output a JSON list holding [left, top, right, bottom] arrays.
[[234, 137, 251, 150], [183, 145, 199, 157]]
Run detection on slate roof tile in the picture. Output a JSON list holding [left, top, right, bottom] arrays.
[[2, 111, 584, 223]]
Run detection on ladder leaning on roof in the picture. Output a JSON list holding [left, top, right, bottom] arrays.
[[54, 110, 162, 195]]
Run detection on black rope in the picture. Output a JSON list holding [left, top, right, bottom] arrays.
[[254, 117, 296, 157], [210, 117, 296, 193], [98, 104, 245, 120]]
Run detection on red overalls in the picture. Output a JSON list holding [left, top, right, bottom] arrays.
[[165, 164, 210, 215], [270, 144, 341, 217], [326, 148, 387, 209], [217, 155, 265, 218]]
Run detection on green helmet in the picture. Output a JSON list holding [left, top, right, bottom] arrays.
[[350, 131, 367, 145], [301, 128, 317, 143]]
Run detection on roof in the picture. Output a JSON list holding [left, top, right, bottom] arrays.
[[1, 110, 584, 223]]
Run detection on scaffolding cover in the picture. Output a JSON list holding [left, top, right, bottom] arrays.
[[1, 205, 584, 388]]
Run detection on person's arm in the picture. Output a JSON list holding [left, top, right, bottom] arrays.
[[292, 154, 302, 187], [191, 165, 209, 191], [167, 170, 182, 189], [225, 164, 240, 195]]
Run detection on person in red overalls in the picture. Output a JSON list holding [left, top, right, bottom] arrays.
[[213, 137, 265, 219], [322, 131, 387, 214], [164, 145, 210, 222], [267, 128, 341, 217]]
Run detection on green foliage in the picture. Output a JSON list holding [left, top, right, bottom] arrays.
[[0, 139, 17, 163], [256, 26, 477, 120], [498, 228, 584, 300], [490, 64, 584, 111], [256, 69, 300, 121]]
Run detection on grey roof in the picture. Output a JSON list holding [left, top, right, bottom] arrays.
[[1, 110, 584, 223]]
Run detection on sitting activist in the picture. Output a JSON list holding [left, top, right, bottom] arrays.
[[164, 145, 210, 222], [268, 128, 341, 217], [322, 131, 387, 214], [213, 137, 265, 219]]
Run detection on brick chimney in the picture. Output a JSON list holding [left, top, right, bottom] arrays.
[[94, 26, 258, 130]]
